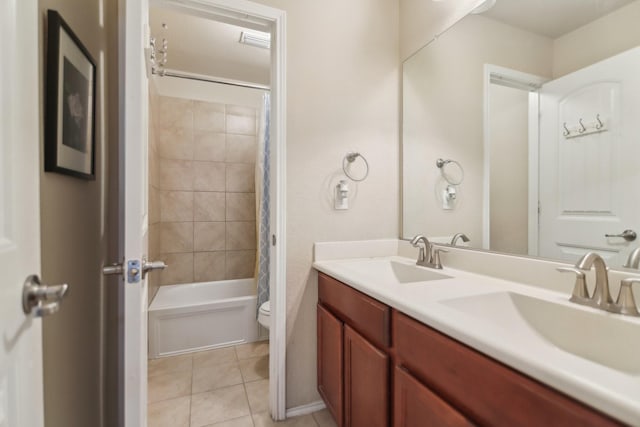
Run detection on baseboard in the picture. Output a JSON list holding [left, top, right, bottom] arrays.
[[285, 400, 326, 418]]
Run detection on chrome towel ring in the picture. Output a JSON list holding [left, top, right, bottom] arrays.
[[436, 158, 464, 185], [343, 152, 369, 182]]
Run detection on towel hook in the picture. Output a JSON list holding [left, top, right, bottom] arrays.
[[595, 114, 604, 130], [578, 118, 587, 133], [563, 122, 571, 137]]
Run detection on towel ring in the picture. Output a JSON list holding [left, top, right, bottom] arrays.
[[343, 152, 369, 182], [436, 158, 464, 185]]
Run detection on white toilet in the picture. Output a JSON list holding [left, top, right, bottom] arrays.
[[258, 300, 270, 329]]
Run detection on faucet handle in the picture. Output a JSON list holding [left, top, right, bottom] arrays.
[[431, 248, 448, 270], [557, 267, 590, 302], [616, 278, 640, 317]]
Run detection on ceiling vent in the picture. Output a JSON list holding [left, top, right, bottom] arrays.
[[239, 31, 271, 49]]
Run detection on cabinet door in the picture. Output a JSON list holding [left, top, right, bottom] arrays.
[[318, 304, 344, 426], [344, 325, 389, 427], [394, 366, 475, 427]]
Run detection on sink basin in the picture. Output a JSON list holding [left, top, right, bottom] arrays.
[[442, 292, 640, 374], [339, 259, 451, 284]]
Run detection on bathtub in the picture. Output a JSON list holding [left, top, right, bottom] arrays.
[[148, 278, 266, 358]]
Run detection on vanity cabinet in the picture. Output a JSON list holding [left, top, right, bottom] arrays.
[[393, 310, 623, 427], [317, 272, 623, 427], [317, 272, 390, 427]]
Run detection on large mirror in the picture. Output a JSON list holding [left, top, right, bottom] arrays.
[[402, 0, 640, 269]]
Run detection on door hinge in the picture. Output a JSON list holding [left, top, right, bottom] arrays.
[[272, 234, 277, 246]]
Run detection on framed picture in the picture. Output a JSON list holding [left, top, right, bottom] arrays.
[[45, 10, 96, 180]]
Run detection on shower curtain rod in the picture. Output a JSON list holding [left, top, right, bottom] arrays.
[[159, 70, 270, 91]]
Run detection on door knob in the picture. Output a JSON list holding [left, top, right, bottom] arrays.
[[22, 274, 69, 317], [605, 229, 637, 242], [142, 259, 167, 278]]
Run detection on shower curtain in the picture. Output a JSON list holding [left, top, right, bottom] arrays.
[[256, 93, 271, 316]]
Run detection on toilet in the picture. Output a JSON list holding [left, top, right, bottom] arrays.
[[258, 300, 270, 329]]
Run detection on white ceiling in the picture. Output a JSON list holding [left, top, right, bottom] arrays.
[[149, 7, 271, 85], [481, 0, 634, 38]]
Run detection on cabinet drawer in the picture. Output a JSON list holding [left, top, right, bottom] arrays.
[[394, 366, 475, 427], [393, 311, 623, 427], [318, 273, 390, 349]]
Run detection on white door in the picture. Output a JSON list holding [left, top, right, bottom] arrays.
[[115, 0, 151, 425], [538, 47, 640, 266], [0, 0, 45, 426]]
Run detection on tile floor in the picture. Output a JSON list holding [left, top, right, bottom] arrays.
[[148, 341, 337, 427]]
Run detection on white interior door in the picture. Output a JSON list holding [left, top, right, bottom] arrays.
[[0, 0, 44, 426], [118, 0, 150, 425], [539, 47, 640, 266]]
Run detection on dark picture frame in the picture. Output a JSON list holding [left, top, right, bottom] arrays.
[[45, 10, 97, 180]]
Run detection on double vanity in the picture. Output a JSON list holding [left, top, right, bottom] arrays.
[[313, 240, 640, 426]]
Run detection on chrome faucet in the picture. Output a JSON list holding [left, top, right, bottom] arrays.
[[624, 247, 640, 269], [410, 235, 446, 269], [558, 251, 640, 316], [450, 233, 470, 246]]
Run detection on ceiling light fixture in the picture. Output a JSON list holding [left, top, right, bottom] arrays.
[[471, 0, 497, 14], [239, 31, 271, 49]]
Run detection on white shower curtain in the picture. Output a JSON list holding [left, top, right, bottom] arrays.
[[255, 93, 270, 316]]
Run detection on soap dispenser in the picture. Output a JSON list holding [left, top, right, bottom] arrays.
[[335, 180, 349, 210]]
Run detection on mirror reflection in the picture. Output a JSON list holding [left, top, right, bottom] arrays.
[[402, 0, 640, 268]]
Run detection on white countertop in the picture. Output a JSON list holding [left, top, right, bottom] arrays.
[[313, 241, 640, 426]]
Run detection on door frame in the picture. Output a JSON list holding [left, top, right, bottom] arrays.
[[124, 0, 288, 420], [482, 64, 547, 252]]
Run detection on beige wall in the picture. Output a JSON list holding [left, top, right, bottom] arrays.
[[38, 0, 115, 426], [148, 92, 259, 290], [489, 84, 529, 255], [553, 0, 640, 77], [402, 15, 553, 243], [250, 0, 400, 408]]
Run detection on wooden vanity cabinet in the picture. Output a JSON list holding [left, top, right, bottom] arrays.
[[317, 273, 390, 427], [393, 310, 624, 427]]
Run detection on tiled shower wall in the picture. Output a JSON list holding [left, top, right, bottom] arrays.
[[148, 92, 258, 288]]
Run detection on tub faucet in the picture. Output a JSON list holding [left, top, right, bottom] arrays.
[[624, 247, 640, 269], [410, 235, 446, 269], [575, 252, 613, 309], [450, 233, 470, 246]]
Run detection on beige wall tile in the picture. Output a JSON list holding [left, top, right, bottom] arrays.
[[226, 222, 256, 251], [226, 193, 256, 221], [194, 161, 226, 192], [149, 187, 161, 224], [226, 250, 256, 280], [147, 396, 190, 427], [194, 192, 225, 222], [160, 191, 194, 222], [194, 132, 226, 162], [159, 159, 194, 191], [148, 370, 192, 403], [194, 222, 226, 251], [190, 385, 250, 427], [194, 101, 225, 132], [159, 253, 194, 285], [226, 134, 257, 164], [226, 105, 256, 117], [194, 252, 225, 282], [226, 164, 255, 193], [158, 127, 194, 160], [159, 96, 193, 128], [226, 114, 257, 136], [160, 222, 194, 253]]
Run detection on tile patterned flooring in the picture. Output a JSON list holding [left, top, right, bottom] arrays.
[[148, 341, 337, 427]]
